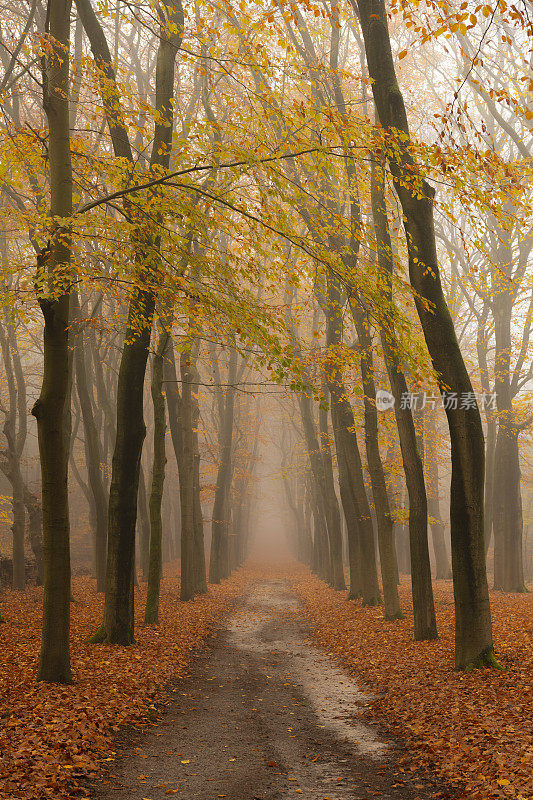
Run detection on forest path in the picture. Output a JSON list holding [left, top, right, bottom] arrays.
[[89, 581, 441, 800]]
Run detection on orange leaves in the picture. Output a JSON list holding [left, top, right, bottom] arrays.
[[0, 572, 248, 800], [292, 571, 533, 800]]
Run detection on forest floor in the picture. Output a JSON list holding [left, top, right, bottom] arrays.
[[0, 566, 531, 800], [88, 579, 447, 800], [0, 568, 249, 800], [292, 570, 533, 800]]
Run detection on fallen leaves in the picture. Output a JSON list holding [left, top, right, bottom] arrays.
[[292, 569, 533, 800], [0, 570, 249, 800]]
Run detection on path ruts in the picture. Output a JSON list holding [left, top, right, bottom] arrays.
[[89, 581, 451, 800]]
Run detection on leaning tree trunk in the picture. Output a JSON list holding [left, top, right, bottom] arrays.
[[355, 0, 495, 667], [32, 0, 73, 683], [145, 332, 168, 623]]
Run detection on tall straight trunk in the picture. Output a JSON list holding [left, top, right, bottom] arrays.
[[0, 314, 32, 589], [78, 0, 183, 644], [0, 367, 26, 589], [74, 300, 107, 591], [476, 311, 496, 556], [492, 293, 525, 592], [11, 483, 25, 590], [32, 0, 73, 683], [24, 487, 44, 585], [179, 342, 197, 600], [356, 0, 494, 667], [210, 349, 237, 584], [137, 462, 151, 580], [351, 301, 402, 618], [298, 392, 333, 584], [318, 386, 346, 590], [164, 339, 206, 593], [493, 425, 525, 591], [371, 151, 437, 640], [425, 414, 452, 579], [320, 272, 379, 602], [330, 392, 380, 604], [484, 417, 496, 555], [191, 357, 207, 594], [396, 489, 411, 574], [311, 488, 330, 580], [145, 333, 168, 623]]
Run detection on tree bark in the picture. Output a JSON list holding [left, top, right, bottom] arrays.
[[351, 302, 403, 618], [145, 333, 168, 623], [425, 415, 452, 579], [78, 0, 183, 643], [32, 0, 73, 683], [137, 462, 151, 581], [74, 298, 107, 591], [318, 385, 346, 590], [492, 290, 526, 592], [210, 348, 238, 584], [355, 0, 495, 667], [179, 342, 197, 600], [369, 151, 437, 640]]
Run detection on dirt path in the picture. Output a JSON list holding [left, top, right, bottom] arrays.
[[90, 581, 448, 800]]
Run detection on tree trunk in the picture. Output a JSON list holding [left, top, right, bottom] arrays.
[[484, 416, 496, 555], [330, 391, 380, 604], [11, 482, 25, 590], [370, 145, 436, 640], [493, 425, 525, 591], [355, 0, 495, 667], [351, 301, 402, 618], [24, 487, 44, 585], [137, 462, 151, 581], [318, 387, 346, 590], [145, 333, 168, 623], [492, 293, 525, 592], [32, 0, 73, 683], [191, 357, 207, 594], [210, 348, 238, 583], [78, 0, 183, 644], [298, 392, 333, 584], [425, 415, 452, 579], [74, 299, 107, 591], [179, 343, 197, 600]]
